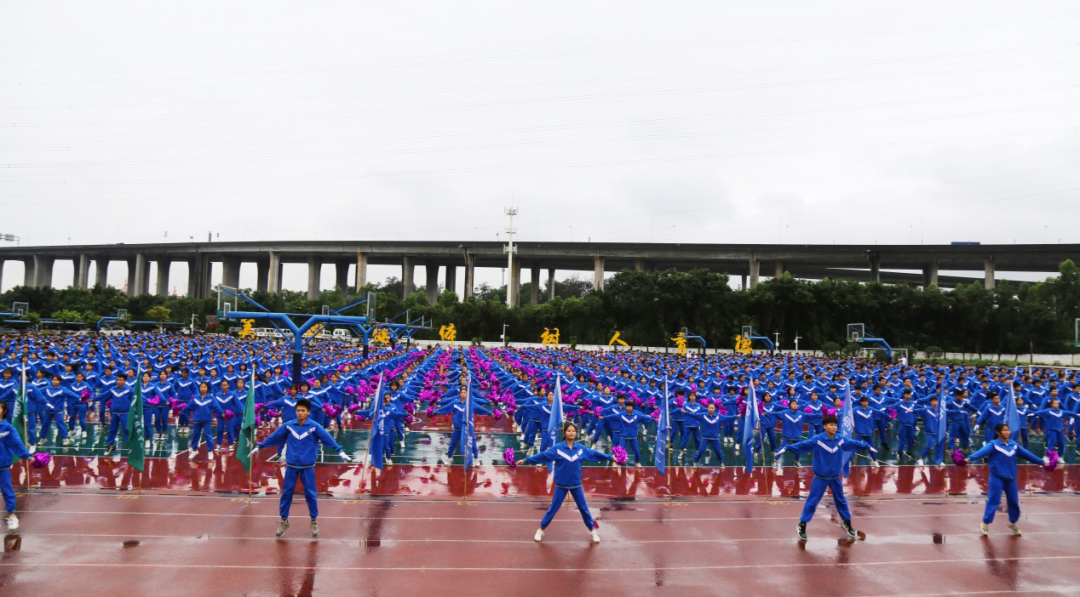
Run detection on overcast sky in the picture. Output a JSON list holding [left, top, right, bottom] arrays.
[[1, 1, 1078, 293]]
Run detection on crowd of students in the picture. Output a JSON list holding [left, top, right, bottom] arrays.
[[0, 332, 1076, 539]]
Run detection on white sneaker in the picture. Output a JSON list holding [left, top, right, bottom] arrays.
[[979, 521, 989, 536], [917, 459, 925, 466], [871, 460, 880, 469], [62, 438, 70, 446], [1008, 523, 1021, 536], [534, 529, 544, 542], [590, 530, 601, 543], [6, 515, 18, 530]]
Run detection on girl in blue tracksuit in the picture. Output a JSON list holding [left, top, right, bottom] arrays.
[[67, 372, 92, 438], [433, 388, 490, 462], [183, 382, 223, 454], [1014, 397, 1031, 449], [968, 423, 1046, 536], [774, 414, 877, 539], [893, 390, 919, 458], [0, 369, 16, 423], [250, 398, 354, 538], [36, 376, 78, 446], [213, 380, 240, 449], [519, 421, 612, 544], [685, 403, 738, 467], [1, 402, 33, 530], [678, 393, 706, 457], [976, 392, 1007, 442]]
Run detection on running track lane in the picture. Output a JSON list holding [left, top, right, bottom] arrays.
[[2, 492, 1079, 596]]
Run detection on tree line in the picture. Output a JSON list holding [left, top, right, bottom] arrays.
[[2, 260, 1077, 357]]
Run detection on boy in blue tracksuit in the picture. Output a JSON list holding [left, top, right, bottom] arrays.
[[685, 403, 738, 467], [250, 398, 354, 538], [1033, 399, 1071, 456], [183, 381, 223, 454], [976, 392, 1007, 442], [604, 402, 655, 468], [1, 403, 33, 530], [893, 389, 919, 459], [519, 421, 612, 544], [947, 391, 979, 449], [774, 414, 877, 540], [968, 423, 1046, 536], [103, 374, 134, 456], [773, 400, 822, 468], [678, 393, 706, 459]]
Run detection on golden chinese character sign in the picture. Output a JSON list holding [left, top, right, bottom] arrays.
[[237, 319, 255, 339], [439, 323, 457, 345], [540, 327, 560, 347], [608, 331, 629, 347], [671, 332, 687, 356], [735, 334, 753, 355], [371, 328, 392, 345]]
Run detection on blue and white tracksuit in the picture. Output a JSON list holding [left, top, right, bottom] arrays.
[[775, 433, 875, 524], [968, 439, 1043, 524], [523, 441, 613, 531], [257, 419, 345, 520]]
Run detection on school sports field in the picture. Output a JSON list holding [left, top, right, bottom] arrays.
[[2, 419, 1078, 596]]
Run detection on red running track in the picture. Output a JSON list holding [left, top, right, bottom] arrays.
[[2, 490, 1079, 596]]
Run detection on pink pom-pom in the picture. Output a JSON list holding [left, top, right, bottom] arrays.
[[825, 407, 837, 416], [647, 396, 657, 409], [425, 406, 435, 418], [675, 396, 685, 408], [223, 410, 236, 420], [1045, 449, 1060, 471], [593, 406, 603, 417], [348, 403, 361, 414], [738, 403, 747, 416], [951, 449, 968, 466], [31, 452, 52, 468], [81, 389, 92, 400], [803, 406, 814, 414], [404, 415, 414, 425], [716, 404, 728, 415], [403, 402, 416, 415], [503, 447, 516, 467], [106, 399, 113, 410], [650, 410, 660, 420], [147, 397, 161, 407], [267, 409, 281, 418], [493, 408, 504, 421], [781, 400, 789, 407], [612, 446, 628, 465], [888, 408, 897, 420]]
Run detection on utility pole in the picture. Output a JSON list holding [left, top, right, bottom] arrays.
[[773, 332, 781, 352], [504, 207, 518, 308], [794, 334, 802, 353]]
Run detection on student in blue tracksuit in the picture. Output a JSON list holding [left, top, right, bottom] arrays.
[[213, 380, 240, 450], [250, 398, 354, 538], [1033, 399, 1071, 456], [0, 369, 17, 423], [604, 401, 654, 468], [35, 376, 77, 446], [67, 372, 92, 439], [976, 392, 1007, 443], [678, 393, 706, 458], [685, 403, 738, 467], [948, 391, 979, 450], [183, 381, 223, 454], [434, 388, 491, 462], [968, 423, 1046, 536], [893, 389, 919, 459], [103, 374, 134, 456], [772, 400, 822, 468], [1013, 396, 1031, 449], [774, 415, 877, 540], [518, 421, 612, 544], [0, 402, 33, 530], [916, 396, 946, 466]]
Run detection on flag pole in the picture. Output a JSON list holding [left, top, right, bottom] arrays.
[[23, 368, 30, 495], [248, 369, 255, 503]]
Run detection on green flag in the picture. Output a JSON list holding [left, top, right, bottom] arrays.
[[10, 368, 29, 466], [126, 374, 146, 471], [236, 370, 257, 473]]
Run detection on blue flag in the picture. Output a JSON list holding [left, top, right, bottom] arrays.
[[654, 378, 670, 475], [367, 374, 386, 471], [840, 382, 855, 478], [1005, 381, 1021, 433], [743, 380, 760, 473], [464, 373, 476, 469], [935, 384, 949, 448], [547, 374, 564, 473]]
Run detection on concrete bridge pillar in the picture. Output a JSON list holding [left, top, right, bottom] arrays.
[[222, 256, 241, 291], [129, 253, 148, 296], [355, 252, 368, 291], [156, 260, 171, 296], [984, 256, 995, 290], [634, 258, 644, 272], [922, 262, 939, 288], [76, 254, 90, 288], [747, 257, 760, 289], [95, 258, 109, 288], [267, 251, 282, 294], [401, 256, 415, 299], [463, 254, 475, 300], [0, 259, 4, 291], [868, 253, 881, 283], [335, 261, 350, 293], [33, 255, 53, 288], [426, 262, 440, 305], [22, 258, 35, 288], [255, 258, 269, 293], [509, 260, 522, 306], [774, 260, 784, 278], [547, 268, 556, 300], [445, 265, 457, 296], [187, 256, 210, 299], [530, 266, 540, 304], [593, 256, 606, 291], [307, 255, 321, 300]]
